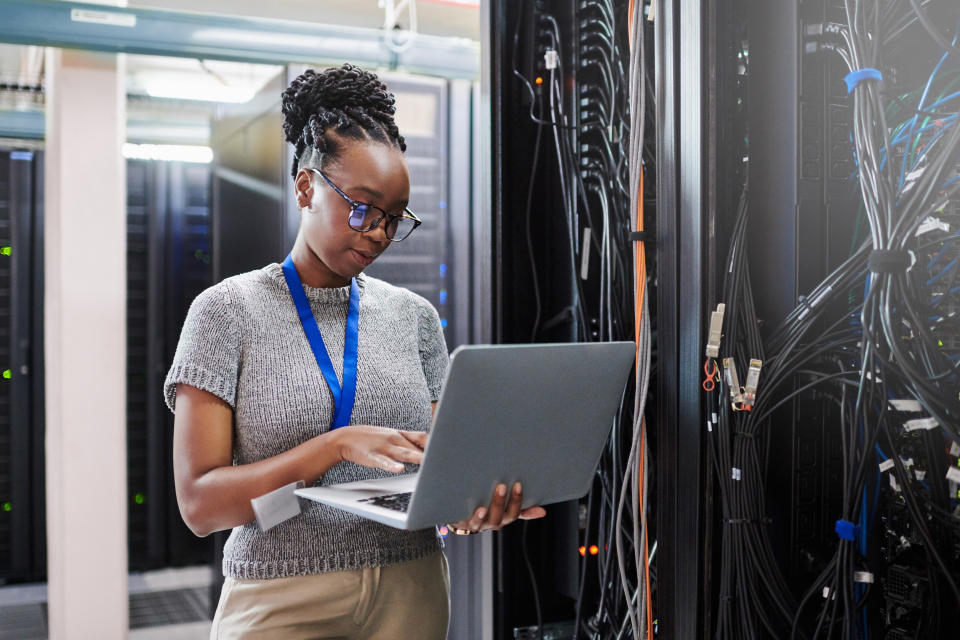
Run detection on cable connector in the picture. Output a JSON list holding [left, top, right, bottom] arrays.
[[723, 358, 744, 409], [742, 359, 762, 411], [544, 49, 559, 70], [705, 303, 725, 358]]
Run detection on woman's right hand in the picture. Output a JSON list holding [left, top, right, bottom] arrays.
[[329, 426, 427, 473]]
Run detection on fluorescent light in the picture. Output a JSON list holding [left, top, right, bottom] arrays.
[[122, 143, 213, 164], [137, 71, 256, 103]]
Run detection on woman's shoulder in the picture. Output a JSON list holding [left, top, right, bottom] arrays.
[[189, 264, 285, 316], [361, 273, 435, 312]]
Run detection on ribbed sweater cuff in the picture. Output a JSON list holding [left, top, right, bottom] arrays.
[[165, 362, 237, 411]]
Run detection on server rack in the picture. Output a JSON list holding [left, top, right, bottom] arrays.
[[0, 146, 45, 585], [126, 158, 213, 571]]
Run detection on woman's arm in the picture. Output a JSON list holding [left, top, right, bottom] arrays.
[[172, 384, 427, 537]]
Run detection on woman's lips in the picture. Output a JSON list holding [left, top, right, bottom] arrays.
[[351, 249, 375, 267]]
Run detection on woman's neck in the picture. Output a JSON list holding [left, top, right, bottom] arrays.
[[289, 239, 350, 288]]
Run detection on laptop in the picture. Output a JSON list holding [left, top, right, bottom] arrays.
[[295, 341, 635, 530]]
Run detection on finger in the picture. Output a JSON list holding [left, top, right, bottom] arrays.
[[500, 482, 524, 526], [362, 452, 405, 473], [468, 506, 487, 531], [481, 484, 509, 530], [397, 430, 428, 449], [519, 506, 547, 520], [386, 445, 423, 465]]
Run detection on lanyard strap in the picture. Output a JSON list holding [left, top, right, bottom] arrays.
[[281, 254, 360, 430]]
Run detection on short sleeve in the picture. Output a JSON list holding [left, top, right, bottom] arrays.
[[416, 300, 450, 402], [163, 283, 242, 412]]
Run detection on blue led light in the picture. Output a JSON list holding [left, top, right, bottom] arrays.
[[439, 263, 447, 276], [440, 318, 448, 328], [439, 201, 447, 209], [439, 290, 447, 305]]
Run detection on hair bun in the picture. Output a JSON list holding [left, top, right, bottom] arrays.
[[281, 63, 396, 145]]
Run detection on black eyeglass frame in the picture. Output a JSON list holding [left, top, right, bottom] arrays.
[[309, 168, 422, 242]]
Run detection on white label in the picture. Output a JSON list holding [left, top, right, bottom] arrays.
[[916, 216, 950, 236], [889, 399, 923, 412], [950, 441, 960, 457], [707, 419, 713, 433], [853, 571, 874, 584], [914, 470, 926, 482], [946, 467, 960, 484], [70, 8, 137, 27], [580, 228, 591, 280], [901, 457, 914, 468], [251, 480, 304, 531], [732, 467, 742, 481], [904, 417, 939, 432], [889, 475, 901, 492], [712, 413, 718, 423], [879, 459, 895, 473]]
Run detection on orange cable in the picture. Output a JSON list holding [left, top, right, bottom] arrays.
[[633, 167, 653, 637]]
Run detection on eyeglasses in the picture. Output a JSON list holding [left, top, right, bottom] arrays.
[[310, 169, 422, 242]]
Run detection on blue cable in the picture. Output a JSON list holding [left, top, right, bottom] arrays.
[[898, 17, 960, 188]]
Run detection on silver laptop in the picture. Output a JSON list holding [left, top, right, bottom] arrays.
[[295, 341, 635, 530]]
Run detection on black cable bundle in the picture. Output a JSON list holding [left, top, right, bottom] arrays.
[[708, 1, 960, 638], [511, 1, 656, 638]]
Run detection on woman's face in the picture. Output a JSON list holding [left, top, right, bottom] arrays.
[[294, 140, 410, 283]]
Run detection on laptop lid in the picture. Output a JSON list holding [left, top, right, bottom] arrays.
[[403, 341, 635, 529]]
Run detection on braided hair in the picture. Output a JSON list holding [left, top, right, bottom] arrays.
[[282, 64, 407, 178]]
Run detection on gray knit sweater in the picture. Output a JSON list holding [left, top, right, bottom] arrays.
[[163, 262, 449, 579]]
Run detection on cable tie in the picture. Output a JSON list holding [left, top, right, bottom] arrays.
[[629, 231, 655, 244], [844, 68, 883, 94], [868, 249, 914, 274], [731, 467, 742, 481], [903, 417, 939, 432], [853, 571, 874, 584], [834, 519, 860, 542]]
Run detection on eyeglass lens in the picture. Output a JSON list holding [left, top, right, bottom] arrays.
[[348, 204, 417, 240]]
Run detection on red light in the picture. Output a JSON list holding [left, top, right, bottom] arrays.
[[578, 546, 586, 556], [589, 545, 599, 556], [535, 76, 543, 86]]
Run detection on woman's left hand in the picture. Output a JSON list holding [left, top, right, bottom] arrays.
[[448, 482, 547, 534]]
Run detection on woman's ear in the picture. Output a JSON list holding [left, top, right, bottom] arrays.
[[294, 169, 315, 209]]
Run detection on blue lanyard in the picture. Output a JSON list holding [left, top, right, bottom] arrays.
[[281, 254, 360, 430]]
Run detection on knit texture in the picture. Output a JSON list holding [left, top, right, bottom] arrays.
[[164, 262, 449, 579]]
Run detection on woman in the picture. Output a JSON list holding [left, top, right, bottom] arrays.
[[165, 64, 544, 639]]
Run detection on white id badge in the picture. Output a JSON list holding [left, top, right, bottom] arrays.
[[251, 480, 305, 531]]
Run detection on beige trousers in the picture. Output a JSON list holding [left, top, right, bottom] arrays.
[[210, 552, 450, 639]]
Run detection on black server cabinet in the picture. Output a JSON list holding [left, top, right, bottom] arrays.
[[0, 147, 45, 585], [126, 158, 213, 570]]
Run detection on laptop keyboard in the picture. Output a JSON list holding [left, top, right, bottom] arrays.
[[358, 492, 412, 512]]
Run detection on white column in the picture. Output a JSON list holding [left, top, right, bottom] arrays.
[[44, 47, 128, 639]]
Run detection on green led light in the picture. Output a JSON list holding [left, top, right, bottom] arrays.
[[2, 502, 10, 512], [2, 370, 10, 379], [134, 492, 145, 505], [938, 340, 944, 347], [195, 249, 203, 259], [0, 246, 10, 256]]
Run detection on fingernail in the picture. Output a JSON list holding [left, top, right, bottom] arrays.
[[477, 508, 487, 519], [514, 483, 523, 494], [497, 484, 507, 497]]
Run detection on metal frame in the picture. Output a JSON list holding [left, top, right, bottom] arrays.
[[655, 0, 711, 636], [0, 0, 479, 79]]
